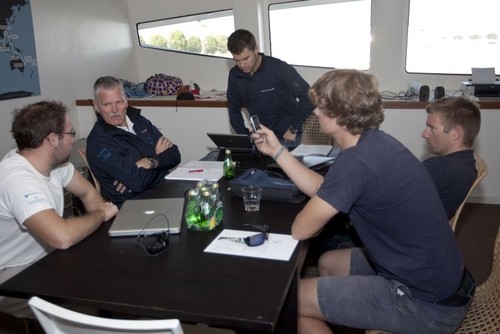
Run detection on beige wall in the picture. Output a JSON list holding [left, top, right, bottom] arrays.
[[0, 0, 138, 156]]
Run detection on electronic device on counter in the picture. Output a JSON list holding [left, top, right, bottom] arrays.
[[461, 81, 500, 98]]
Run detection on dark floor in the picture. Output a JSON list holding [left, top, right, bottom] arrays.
[[335, 202, 500, 334], [454, 203, 500, 285]]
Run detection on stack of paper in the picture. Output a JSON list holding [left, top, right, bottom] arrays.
[[291, 144, 333, 157], [165, 161, 224, 181]]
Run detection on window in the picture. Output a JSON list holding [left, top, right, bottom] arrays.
[[137, 10, 234, 58], [406, 0, 500, 74], [269, 0, 371, 69]]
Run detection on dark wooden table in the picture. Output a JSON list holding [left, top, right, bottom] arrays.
[[0, 174, 308, 333]]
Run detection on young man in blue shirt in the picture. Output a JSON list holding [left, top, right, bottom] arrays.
[[251, 69, 474, 333]]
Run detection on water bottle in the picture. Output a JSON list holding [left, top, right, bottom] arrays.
[[211, 182, 223, 224], [223, 149, 235, 179], [185, 189, 201, 230], [199, 190, 216, 230]]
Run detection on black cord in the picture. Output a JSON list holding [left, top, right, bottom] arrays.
[[380, 90, 419, 101], [133, 213, 171, 257]]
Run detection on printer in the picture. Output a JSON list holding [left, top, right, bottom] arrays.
[[462, 67, 500, 98], [462, 81, 500, 98]]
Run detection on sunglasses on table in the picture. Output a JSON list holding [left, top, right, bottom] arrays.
[[218, 224, 269, 247]]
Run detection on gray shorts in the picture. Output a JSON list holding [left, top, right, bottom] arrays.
[[317, 248, 469, 334]]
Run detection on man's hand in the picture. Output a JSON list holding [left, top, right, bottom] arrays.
[[155, 136, 174, 155], [95, 201, 119, 222], [283, 129, 297, 143], [250, 125, 282, 158], [135, 157, 150, 169], [113, 180, 128, 193]]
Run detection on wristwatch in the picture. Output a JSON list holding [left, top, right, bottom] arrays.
[[288, 125, 297, 135], [147, 157, 159, 169]]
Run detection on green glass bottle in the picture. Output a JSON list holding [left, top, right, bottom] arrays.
[[199, 190, 216, 231], [185, 189, 201, 230], [211, 182, 223, 225], [223, 149, 235, 179]]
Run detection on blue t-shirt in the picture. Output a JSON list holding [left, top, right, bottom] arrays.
[[423, 150, 477, 219], [317, 129, 463, 302]]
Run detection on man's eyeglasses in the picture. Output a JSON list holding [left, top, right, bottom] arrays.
[[60, 130, 76, 138], [218, 224, 269, 247]]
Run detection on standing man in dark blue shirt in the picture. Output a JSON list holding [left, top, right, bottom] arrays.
[[226, 29, 314, 149], [421, 96, 481, 219]]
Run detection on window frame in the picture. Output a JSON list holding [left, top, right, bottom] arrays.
[[267, 0, 372, 70], [136, 9, 235, 59], [405, 0, 500, 75]]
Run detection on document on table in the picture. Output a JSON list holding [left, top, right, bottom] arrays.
[[291, 144, 334, 157], [165, 161, 224, 181], [204, 229, 299, 261]]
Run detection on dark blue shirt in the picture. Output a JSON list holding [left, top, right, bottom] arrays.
[[423, 150, 477, 219], [227, 53, 314, 138], [317, 129, 463, 302]]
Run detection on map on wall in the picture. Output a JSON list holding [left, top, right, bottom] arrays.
[[0, 0, 40, 101]]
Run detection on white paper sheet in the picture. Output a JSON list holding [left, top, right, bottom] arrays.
[[471, 67, 496, 84], [165, 161, 224, 181], [291, 144, 333, 157], [204, 229, 299, 261]]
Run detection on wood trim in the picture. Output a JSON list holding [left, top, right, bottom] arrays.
[[76, 99, 227, 108], [383, 100, 500, 109], [76, 99, 500, 109]]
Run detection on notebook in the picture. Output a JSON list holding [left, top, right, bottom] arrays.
[[108, 198, 184, 237], [207, 133, 253, 153]]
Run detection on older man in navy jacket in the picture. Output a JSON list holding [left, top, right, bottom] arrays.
[[87, 76, 181, 206]]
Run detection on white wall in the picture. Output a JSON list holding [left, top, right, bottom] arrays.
[[0, 0, 138, 156]]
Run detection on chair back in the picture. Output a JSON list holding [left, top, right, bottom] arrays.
[[455, 226, 500, 333], [301, 114, 335, 146], [449, 153, 488, 232], [28, 296, 184, 334], [77, 147, 101, 194]]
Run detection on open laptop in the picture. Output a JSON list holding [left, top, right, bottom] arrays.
[[108, 198, 184, 237], [207, 133, 253, 153]]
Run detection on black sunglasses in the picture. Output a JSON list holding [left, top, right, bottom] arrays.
[[218, 224, 269, 247]]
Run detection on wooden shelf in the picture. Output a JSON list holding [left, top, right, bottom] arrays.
[[76, 99, 500, 109]]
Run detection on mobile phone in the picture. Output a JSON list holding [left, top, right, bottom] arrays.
[[250, 115, 262, 132]]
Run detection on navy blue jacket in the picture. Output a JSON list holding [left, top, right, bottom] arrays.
[[86, 106, 181, 206], [227, 53, 314, 138]]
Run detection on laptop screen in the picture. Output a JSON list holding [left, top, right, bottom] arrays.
[[207, 133, 253, 153]]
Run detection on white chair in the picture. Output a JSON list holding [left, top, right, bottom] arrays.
[[28, 296, 183, 334]]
